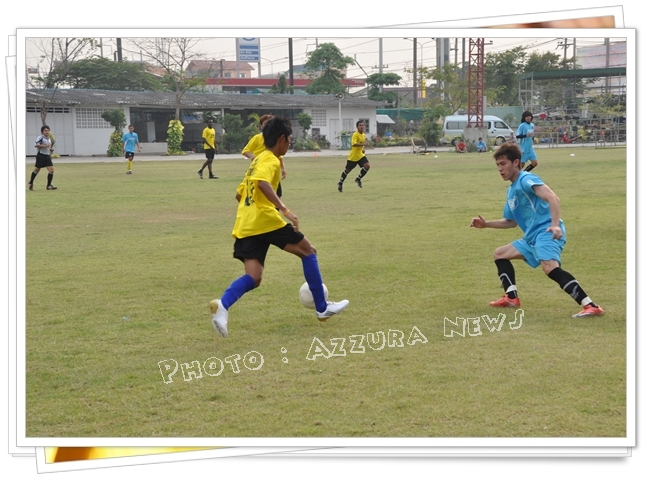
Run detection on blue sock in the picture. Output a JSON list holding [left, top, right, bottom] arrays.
[[220, 274, 256, 310], [302, 254, 327, 313]]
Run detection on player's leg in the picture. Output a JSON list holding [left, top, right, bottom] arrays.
[[354, 157, 370, 188], [536, 234, 603, 318], [209, 239, 266, 337], [207, 151, 219, 179], [523, 150, 538, 172], [126, 152, 133, 173], [490, 243, 526, 307], [281, 230, 349, 319], [45, 165, 57, 190], [338, 161, 357, 192], [29, 166, 40, 190]]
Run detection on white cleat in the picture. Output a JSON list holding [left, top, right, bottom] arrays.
[[209, 299, 228, 337], [316, 300, 349, 321]]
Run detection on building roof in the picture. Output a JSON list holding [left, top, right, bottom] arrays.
[[26, 89, 383, 109], [376, 114, 395, 124]]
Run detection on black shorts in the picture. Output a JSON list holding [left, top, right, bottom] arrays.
[[35, 152, 53, 168], [344, 156, 368, 171], [233, 224, 305, 266], [205, 149, 215, 161], [125, 151, 135, 159]]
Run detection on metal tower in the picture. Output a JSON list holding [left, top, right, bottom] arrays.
[[466, 38, 485, 128]]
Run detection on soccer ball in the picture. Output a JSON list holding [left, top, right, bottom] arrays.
[[299, 282, 328, 309]]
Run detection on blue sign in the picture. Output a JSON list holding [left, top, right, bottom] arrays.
[[238, 38, 260, 62]]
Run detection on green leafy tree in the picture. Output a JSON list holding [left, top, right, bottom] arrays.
[[218, 113, 252, 153], [365, 73, 402, 105], [63, 57, 165, 91], [304, 43, 355, 95], [100, 109, 127, 157], [297, 112, 313, 137], [418, 64, 469, 114], [270, 74, 293, 94], [417, 105, 446, 146], [484, 46, 528, 106], [166, 119, 185, 155]]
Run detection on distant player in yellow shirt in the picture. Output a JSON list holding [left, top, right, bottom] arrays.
[[242, 114, 285, 197], [337, 120, 370, 192], [209, 116, 349, 337], [198, 120, 219, 179]]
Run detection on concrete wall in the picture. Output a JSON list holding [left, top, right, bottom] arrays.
[[27, 106, 131, 156]]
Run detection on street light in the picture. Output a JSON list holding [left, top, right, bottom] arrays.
[[260, 56, 288, 77]]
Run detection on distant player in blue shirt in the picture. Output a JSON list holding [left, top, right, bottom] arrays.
[[476, 137, 487, 153], [121, 125, 141, 174], [516, 111, 537, 171], [469, 143, 603, 318]]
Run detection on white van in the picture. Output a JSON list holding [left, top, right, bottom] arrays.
[[442, 115, 514, 146]]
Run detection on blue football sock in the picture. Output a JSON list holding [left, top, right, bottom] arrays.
[[221, 274, 256, 310], [302, 254, 327, 313]]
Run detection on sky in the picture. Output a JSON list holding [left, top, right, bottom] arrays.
[[24, 35, 627, 89]]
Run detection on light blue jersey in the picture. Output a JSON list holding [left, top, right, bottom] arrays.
[[503, 171, 564, 244], [122, 131, 139, 153], [516, 122, 536, 162]]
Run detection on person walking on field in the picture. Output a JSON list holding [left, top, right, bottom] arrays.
[[198, 120, 219, 179], [122, 125, 141, 174], [337, 120, 370, 192], [29, 125, 57, 191], [469, 142, 604, 318]]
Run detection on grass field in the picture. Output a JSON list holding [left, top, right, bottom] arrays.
[[25, 146, 627, 438]]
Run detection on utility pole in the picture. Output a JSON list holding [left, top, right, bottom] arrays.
[[412, 38, 417, 107], [288, 38, 294, 94], [116, 38, 123, 62]]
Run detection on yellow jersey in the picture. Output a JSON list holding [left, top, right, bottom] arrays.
[[242, 133, 267, 157], [348, 131, 366, 161], [202, 127, 216, 150], [232, 150, 286, 239]]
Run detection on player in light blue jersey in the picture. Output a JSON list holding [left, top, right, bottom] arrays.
[[469, 143, 604, 318], [121, 125, 141, 174], [516, 111, 537, 171]]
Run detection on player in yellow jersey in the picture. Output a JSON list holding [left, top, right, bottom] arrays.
[[337, 120, 370, 192], [209, 117, 349, 337], [198, 120, 219, 179], [242, 114, 285, 197]]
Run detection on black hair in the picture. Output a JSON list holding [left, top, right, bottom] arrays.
[[521, 111, 533, 122], [356, 120, 364, 128], [262, 116, 292, 149], [493, 143, 522, 163], [41, 125, 50, 133]]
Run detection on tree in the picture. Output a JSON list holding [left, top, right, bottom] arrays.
[[100, 109, 126, 157], [304, 43, 355, 95], [218, 113, 251, 153], [270, 74, 293, 94], [63, 57, 164, 91], [365, 73, 402, 105], [418, 64, 469, 114], [123, 38, 208, 119], [26, 37, 98, 125], [297, 113, 313, 137], [484, 46, 528, 106]]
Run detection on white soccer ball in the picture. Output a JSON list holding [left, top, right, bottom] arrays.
[[299, 282, 328, 309]]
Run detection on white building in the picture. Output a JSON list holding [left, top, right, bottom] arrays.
[[26, 89, 383, 156]]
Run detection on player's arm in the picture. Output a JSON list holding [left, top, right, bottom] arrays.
[[279, 157, 286, 179], [242, 136, 257, 160], [470, 215, 517, 229], [532, 184, 563, 239], [257, 180, 298, 230]]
